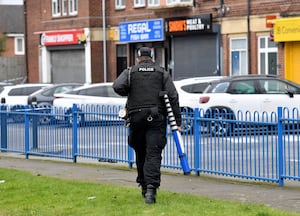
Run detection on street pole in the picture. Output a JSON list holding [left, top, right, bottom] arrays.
[[102, 0, 107, 82]]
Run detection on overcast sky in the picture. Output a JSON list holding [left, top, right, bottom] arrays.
[[0, 0, 23, 4]]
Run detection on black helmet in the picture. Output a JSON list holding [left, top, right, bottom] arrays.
[[138, 47, 153, 57]]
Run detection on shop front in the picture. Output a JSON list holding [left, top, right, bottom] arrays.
[[274, 17, 300, 84], [118, 15, 221, 80], [118, 18, 165, 76], [38, 28, 91, 83], [165, 14, 221, 80]]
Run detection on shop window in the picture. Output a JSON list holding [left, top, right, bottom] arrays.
[[116, 45, 127, 77], [14, 36, 24, 55], [134, 0, 145, 8], [230, 38, 247, 76], [69, 0, 78, 16], [115, 0, 125, 9], [258, 36, 278, 75], [148, 0, 159, 6]]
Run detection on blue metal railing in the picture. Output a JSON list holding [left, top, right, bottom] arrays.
[[0, 104, 299, 186]]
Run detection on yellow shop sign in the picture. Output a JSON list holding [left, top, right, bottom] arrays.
[[274, 17, 300, 42]]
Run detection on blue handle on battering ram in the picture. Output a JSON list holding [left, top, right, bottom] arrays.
[[160, 91, 191, 175]]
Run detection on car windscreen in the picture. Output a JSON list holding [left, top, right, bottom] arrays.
[[8, 86, 45, 96], [70, 86, 124, 98], [206, 82, 230, 93], [228, 80, 256, 94], [0, 87, 5, 94], [42, 85, 81, 96], [259, 79, 300, 94], [181, 82, 209, 93]]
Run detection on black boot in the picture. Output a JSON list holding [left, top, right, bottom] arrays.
[[139, 183, 147, 198], [145, 184, 156, 204]]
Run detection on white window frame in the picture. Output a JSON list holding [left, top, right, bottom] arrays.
[[166, 0, 193, 5], [7, 34, 24, 55], [115, 0, 125, 9], [15, 37, 24, 55], [167, 0, 176, 3], [62, 0, 67, 16], [258, 36, 278, 75], [69, 0, 78, 16], [52, 0, 61, 17], [230, 37, 248, 76], [134, 0, 145, 8], [148, 0, 159, 6]]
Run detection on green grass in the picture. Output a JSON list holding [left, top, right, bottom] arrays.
[[0, 168, 298, 216]]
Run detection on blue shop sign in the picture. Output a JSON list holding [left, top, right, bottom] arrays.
[[119, 19, 164, 43]]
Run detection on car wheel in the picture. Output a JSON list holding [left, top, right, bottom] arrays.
[[10, 105, 26, 123], [180, 107, 194, 134], [206, 108, 235, 136], [65, 109, 85, 126], [38, 112, 52, 124], [39, 116, 51, 124], [35, 105, 53, 125]]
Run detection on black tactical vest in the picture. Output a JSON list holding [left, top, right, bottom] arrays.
[[127, 61, 165, 112]]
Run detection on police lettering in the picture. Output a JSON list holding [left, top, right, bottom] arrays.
[[138, 67, 154, 72]]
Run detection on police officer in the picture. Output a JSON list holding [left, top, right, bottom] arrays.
[[113, 47, 181, 204]]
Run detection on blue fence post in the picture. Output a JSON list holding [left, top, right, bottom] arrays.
[[31, 106, 38, 149], [128, 146, 134, 169], [194, 108, 200, 176], [0, 105, 7, 150], [24, 108, 30, 159], [127, 128, 134, 168], [72, 104, 78, 163], [277, 107, 284, 186]]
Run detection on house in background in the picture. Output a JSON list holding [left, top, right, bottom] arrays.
[[0, 4, 26, 83]]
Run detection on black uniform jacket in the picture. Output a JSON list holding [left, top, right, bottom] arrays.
[[113, 60, 182, 126]]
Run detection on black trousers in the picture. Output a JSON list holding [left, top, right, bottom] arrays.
[[129, 110, 167, 188]]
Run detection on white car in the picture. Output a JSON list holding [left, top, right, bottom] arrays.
[[174, 76, 224, 133], [52, 78, 223, 127], [52, 83, 127, 125], [0, 83, 52, 122], [199, 75, 300, 136], [174, 76, 225, 109], [0, 83, 52, 106]]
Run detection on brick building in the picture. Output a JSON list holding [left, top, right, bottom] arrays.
[[25, 0, 300, 84]]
